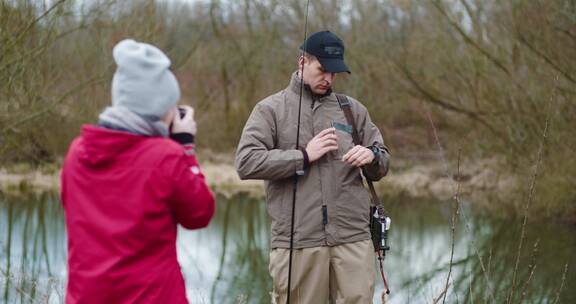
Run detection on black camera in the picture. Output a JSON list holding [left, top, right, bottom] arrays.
[[178, 107, 186, 119]]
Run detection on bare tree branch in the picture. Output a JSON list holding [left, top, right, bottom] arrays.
[[516, 32, 576, 84], [432, 0, 510, 76]]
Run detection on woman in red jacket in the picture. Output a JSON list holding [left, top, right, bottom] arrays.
[[60, 39, 215, 304]]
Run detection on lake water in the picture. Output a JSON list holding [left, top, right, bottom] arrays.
[[1, 190, 574, 303]]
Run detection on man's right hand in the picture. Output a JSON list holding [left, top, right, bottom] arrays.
[[305, 127, 338, 162]]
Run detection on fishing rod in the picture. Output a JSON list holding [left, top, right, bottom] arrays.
[[287, 0, 310, 303]]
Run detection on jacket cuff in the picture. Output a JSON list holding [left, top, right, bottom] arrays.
[[170, 133, 195, 145], [294, 149, 306, 176], [362, 144, 390, 180]]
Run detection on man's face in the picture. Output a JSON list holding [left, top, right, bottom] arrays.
[[300, 57, 336, 95]]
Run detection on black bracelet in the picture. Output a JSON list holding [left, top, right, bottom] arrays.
[[299, 148, 310, 170], [170, 133, 195, 145]]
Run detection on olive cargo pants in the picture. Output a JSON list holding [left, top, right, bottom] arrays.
[[269, 240, 375, 304]]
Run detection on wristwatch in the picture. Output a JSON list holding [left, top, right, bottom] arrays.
[[369, 145, 381, 163]]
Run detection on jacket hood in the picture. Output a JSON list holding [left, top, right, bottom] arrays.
[[76, 125, 145, 167]]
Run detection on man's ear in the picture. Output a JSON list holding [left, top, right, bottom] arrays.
[[298, 55, 307, 68]]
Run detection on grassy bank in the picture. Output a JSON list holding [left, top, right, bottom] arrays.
[[0, 155, 513, 198]]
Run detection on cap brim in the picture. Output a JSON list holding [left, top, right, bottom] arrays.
[[317, 57, 351, 74]]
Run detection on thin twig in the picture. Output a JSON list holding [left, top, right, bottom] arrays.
[[424, 106, 452, 191], [518, 240, 539, 303], [506, 74, 558, 304], [438, 149, 462, 304], [469, 273, 474, 304], [433, 286, 448, 304], [425, 105, 497, 303], [551, 263, 569, 304], [486, 247, 492, 283]]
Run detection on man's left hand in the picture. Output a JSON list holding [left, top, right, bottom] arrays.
[[342, 145, 374, 167]]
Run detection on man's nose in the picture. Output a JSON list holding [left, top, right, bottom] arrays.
[[324, 72, 335, 84]]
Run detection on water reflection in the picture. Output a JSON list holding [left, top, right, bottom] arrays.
[[177, 193, 271, 303], [386, 198, 575, 303], [1, 191, 574, 303], [0, 192, 66, 304]]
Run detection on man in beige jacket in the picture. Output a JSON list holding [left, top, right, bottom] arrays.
[[235, 31, 390, 304]]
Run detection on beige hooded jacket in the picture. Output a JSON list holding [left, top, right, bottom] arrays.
[[235, 72, 389, 249]]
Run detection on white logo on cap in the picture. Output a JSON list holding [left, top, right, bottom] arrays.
[[324, 46, 343, 55]]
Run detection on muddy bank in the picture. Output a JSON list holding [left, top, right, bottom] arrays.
[[0, 157, 515, 201], [202, 157, 517, 200]]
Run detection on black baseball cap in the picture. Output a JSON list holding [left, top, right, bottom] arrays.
[[300, 30, 350, 74]]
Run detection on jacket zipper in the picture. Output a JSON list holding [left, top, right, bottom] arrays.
[[310, 95, 328, 241], [322, 205, 328, 225]]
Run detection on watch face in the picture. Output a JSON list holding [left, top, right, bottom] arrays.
[[371, 146, 380, 160]]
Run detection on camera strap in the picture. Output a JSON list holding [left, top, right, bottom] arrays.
[[334, 94, 384, 207], [335, 93, 391, 297]]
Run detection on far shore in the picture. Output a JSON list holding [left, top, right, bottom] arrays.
[[0, 155, 515, 202]]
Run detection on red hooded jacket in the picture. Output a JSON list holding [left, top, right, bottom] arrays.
[[61, 125, 215, 303]]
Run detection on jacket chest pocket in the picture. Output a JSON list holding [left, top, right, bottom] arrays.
[[332, 121, 355, 159]]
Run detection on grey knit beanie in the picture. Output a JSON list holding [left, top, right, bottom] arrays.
[[111, 39, 180, 120]]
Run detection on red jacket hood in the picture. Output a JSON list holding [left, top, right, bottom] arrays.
[[76, 125, 146, 167]]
